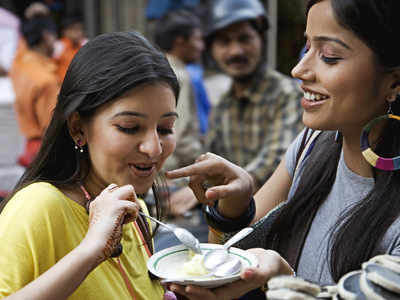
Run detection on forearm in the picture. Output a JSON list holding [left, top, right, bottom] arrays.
[[5, 241, 102, 300]]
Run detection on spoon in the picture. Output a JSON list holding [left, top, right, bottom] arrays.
[[203, 227, 254, 270], [139, 212, 202, 254], [212, 256, 242, 277]]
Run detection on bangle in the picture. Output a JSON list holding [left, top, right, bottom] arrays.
[[202, 197, 255, 233]]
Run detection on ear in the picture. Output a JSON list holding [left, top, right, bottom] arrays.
[[386, 70, 400, 103], [67, 112, 86, 145]]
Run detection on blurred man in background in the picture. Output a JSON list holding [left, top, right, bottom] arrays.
[[170, 0, 304, 218]]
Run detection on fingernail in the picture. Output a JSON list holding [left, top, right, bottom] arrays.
[[244, 269, 255, 277]]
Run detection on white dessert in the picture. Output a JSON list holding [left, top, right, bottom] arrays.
[[182, 250, 209, 276]]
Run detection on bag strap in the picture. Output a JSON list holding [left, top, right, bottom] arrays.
[[280, 129, 322, 270], [295, 128, 310, 167], [293, 129, 322, 180]]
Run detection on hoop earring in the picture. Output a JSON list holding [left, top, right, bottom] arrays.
[[74, 138, 84, 153], [360, 113, 400, 171]]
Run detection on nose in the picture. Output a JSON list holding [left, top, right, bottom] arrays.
[[291, 53, 314, 82], [227, 41, 245, 57], [139, 130, 162, 158]]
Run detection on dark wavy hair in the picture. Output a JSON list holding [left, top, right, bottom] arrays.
[[1, 31, 180, 248], [266, 0, 400, 282]]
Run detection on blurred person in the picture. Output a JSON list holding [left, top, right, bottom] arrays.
[[53, 15, 87, 83], [170, 0, 304, 216], [154, 9, 209, 216], [204, 0, 303, 191], [154, 8, 205, 172], [9, 15, 59, 167], [145, 0, 202, 44]]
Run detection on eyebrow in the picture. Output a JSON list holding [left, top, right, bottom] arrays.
[[305, 33, 351, 50], [112, 111, 179, 119], [314, 36, 351, 49]]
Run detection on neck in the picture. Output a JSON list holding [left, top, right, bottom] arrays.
[[232, 80, 252, 98], [231, 64, 263, 98], [81, 175, 109, 200], [342, 130, 373, 178], [168, 50, 186, 64]]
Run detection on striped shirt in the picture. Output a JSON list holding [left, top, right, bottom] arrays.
[[205, 66, 303, 189]]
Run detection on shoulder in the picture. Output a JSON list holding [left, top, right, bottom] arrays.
[[2, 182, 69, 221], [14, 52, 57, 86]]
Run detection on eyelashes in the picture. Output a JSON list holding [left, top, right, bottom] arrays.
[[116, 125, 173, 135], [321, 55, 341, 64]]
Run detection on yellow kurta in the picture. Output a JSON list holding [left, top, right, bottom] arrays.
[[0, 182, 164, 299]]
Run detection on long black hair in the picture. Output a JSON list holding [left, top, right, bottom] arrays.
[[1, 31, 180, 247], [266, 0, 400, 282]]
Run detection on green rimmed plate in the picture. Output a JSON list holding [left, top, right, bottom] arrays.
[[147, 243, 258, 288]]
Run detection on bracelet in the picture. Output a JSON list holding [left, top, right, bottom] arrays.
[[202, 197, 255, 233]]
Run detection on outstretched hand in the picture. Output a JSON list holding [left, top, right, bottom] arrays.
[[166, 248, 294, 300], [166, 153, 254, 217]]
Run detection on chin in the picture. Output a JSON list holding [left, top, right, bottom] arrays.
[[133, 180, 155, 195]]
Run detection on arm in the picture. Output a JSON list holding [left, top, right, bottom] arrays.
[[253, 159, 292, 222], [0, 184, 139, 299], [5, 242, 102, 300]]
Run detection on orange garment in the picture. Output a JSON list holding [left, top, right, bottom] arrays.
[[10, 48, 59, 166], [10, 48, 58, 139], [53, 37, 82, 83]]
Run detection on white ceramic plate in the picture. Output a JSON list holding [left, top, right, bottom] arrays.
[[147, 243, 258, 288]]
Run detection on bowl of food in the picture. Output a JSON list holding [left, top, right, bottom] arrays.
[[147, 243, 258, 288]]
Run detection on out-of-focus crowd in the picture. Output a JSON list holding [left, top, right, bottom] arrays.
[[0, 2, 86, 196]]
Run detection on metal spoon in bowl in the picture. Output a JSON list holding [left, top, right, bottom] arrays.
[[212, 256, 242, 277], [138, 212, 202, 254], [203, 227, 254, 271]]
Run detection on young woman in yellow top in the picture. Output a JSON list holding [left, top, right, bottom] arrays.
[[0, 31, 177, 300]]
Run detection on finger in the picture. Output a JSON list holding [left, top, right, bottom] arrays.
[[100, 183, 119, 195], [183, 285, 217, 298], [113, 184, 138, 202], [165, 159, 218, 179], [170, 285, 214, 300], [204, 179, 244, 201], [118, 201, 139, 224], [189, 181, 208, 204], [194, 153, 209, 163]]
